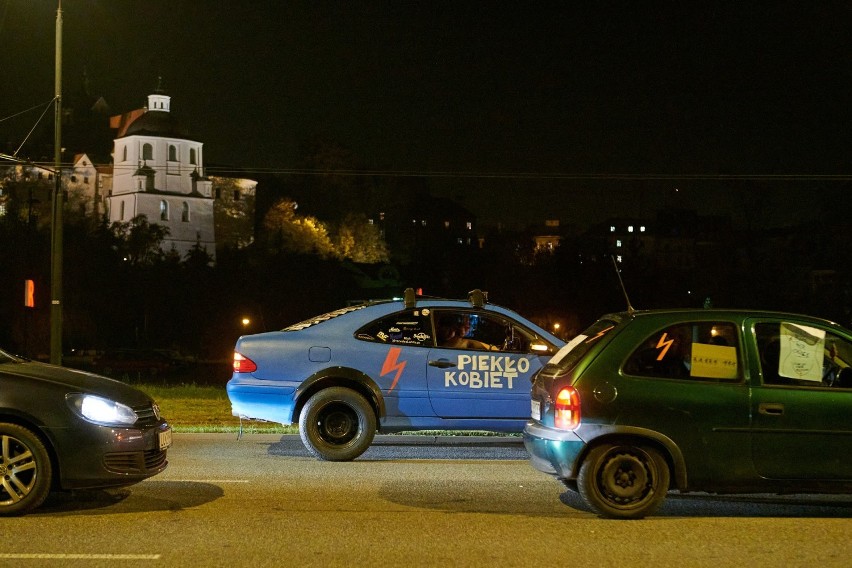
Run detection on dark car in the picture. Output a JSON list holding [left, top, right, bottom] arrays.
[[227, 289, 564, 461], [1, 348, 172, 515], [524, 309, 852, 519]]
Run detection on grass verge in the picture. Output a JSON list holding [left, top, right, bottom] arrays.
[[136, 383, 295, 434], [136, 383, 519, 437]]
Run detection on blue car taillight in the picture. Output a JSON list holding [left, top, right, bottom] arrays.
[[233, 352, 257, 373], [554, 386, 581, 430]]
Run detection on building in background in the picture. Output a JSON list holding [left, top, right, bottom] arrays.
[[106, 86, 215, 260]]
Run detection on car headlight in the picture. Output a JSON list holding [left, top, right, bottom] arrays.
[[67, 394, 139, 426]]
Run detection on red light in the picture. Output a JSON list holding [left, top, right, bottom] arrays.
[[24, 279, 35, 308], [554, 386, 581, 430], [233, 352, 257, 373]]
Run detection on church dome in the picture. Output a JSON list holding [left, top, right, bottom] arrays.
[[122, 109, 195, 140]]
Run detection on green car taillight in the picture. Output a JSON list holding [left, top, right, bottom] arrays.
[[554, 386, 581, 430]]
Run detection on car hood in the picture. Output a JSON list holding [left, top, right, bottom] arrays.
[[0, 360, 153, 405]]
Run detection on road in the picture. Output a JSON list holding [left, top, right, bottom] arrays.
[[1, 433, 851, 567]]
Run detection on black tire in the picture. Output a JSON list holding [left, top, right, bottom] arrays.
[[577, 442, 670, 519], [299, 387, 377, 461], [0, 423, 53, 516]]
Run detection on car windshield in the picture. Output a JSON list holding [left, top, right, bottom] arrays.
[[544, 318, 619, 372]]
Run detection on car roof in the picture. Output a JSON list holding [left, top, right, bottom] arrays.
[[599, 308, 848, 330], [260, 289, 561, 344]]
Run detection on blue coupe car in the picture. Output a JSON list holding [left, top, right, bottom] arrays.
[[227, 289, 564, 460]]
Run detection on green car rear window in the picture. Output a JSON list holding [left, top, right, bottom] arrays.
[[545, 319, 618, 372]]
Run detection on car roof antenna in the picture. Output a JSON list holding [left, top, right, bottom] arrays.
[[403, 287, 417, 309], [468, 289, 487, 308], [611, 255, 635, 315]]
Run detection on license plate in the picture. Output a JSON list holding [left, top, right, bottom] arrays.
[[158, 428, 172, 450], [531, 400, 541, 421]]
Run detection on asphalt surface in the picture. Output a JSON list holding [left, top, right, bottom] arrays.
[[1, 433, 850, 567]]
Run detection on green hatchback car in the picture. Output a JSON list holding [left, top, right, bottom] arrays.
[[524, 309, 852, 519]]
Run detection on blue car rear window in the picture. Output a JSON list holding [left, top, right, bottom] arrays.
[[283, 304, 369, 331]]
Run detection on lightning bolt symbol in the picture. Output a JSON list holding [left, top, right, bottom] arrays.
[[585, 325, 614, 343], [656, 332, 674, 361], [380, 346, 407, 392]]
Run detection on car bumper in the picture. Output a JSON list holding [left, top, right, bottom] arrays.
[[50, 420, 171, 490], [522, 420, 586, 479], [226, 375, 297, 425]]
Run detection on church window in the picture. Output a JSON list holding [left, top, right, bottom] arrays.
[[182, 202, 190, 222], [190, 148, 197, 165], [169, 145, 177, 161], [143, 143, 153, 161], [160, 200, 169, 221], [122, 146, 127, 161], [120, 201, 125, 221]]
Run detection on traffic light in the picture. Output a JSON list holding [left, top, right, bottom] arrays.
[[24, 279, 35, 308]]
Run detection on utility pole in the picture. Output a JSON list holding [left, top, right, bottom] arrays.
[[50, 0, 63, 365]]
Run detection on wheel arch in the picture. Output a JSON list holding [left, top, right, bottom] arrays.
[[292, 367, 385, 426], [575, 426, 688, 490]]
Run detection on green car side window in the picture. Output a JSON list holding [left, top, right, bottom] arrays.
[[625, 322, 740, 380]]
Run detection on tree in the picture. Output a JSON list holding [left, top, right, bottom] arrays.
[[333, 213, 390, 263], [110, 215, 170, 265], [262, 199, 337, 258]]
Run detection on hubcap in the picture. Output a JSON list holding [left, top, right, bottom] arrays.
[[600, 450, 651, 504], [317, 403, 358, 445], [1, 434, 37, 505]]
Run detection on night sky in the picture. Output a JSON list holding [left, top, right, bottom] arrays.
[[2, 1, 850, 228]]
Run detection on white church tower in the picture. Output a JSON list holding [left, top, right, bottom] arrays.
[[107, 83, 215, 260]]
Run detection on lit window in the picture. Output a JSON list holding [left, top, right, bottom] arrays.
[[640, 226, 646, 232], [610, 226, 615, 232], [421, 220, 427, 227], [444, 221, 450, 229], [628, 226, 634, 232], [616, 239, 622, 247], [466, 222, 472, 230]]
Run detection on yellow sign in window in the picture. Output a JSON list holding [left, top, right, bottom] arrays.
[[690, 343, 738, 379]]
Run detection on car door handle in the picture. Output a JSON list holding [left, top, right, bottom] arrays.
[[428, 359, 457, 369], [758, 403, 784, 416]]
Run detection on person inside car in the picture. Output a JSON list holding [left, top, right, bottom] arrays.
[[438, 315, 497, 351]]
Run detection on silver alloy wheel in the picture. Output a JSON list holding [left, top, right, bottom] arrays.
[[0, 424, 52, 515], [1, 434, 38, 505]]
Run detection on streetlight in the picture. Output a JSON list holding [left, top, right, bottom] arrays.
[[50, 0, 63, 365]]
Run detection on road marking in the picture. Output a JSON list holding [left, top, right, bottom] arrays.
[[158, 479, 249, 483], [0, 554, 160, 560]]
